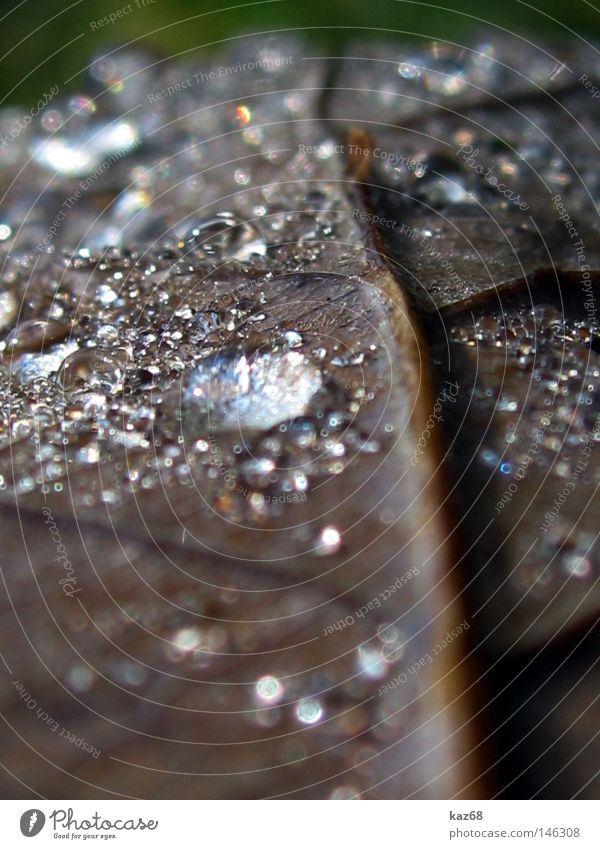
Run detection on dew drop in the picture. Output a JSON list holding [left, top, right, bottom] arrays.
[[186, 348, 322, 433], [314, 525, 342, 556], [56, 348, 125, 396], [562, 552, 593, 580], [181, 213, 266, 262], [357, 644, 388, 679], [295, 698, 323, 725], [255, 675, 284, 703]]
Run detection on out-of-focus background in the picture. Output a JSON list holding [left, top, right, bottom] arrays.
[[2, 0, 598, 105]]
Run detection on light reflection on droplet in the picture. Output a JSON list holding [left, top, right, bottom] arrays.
[[255, 674, 284, 703], [67, 664, 94, 692], [357, 644, 388, 679], [563, 552, 593, 579], [295, 697, 323, 725], [314, 525, 341, 556], [330, 786, 361, 799], [235, 105, 252, 126], [172, 627, 202, 652]]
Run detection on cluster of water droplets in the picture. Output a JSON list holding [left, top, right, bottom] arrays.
[[449, 302, 600, 592], [331, 35, 598, 125], [0, 33, 553, 796], [0, 238, 392, 531], [0, 36, 365, 275], [0, 32, 393, 526]]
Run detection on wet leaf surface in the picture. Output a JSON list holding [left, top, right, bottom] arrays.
[[0, 31, 599, 799]]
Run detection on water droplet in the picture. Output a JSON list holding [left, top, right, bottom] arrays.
[[67, 664, 94, 693], [41, 109, 63, 132], [281, 330, 303, 348], [0, 290, 16, 332], [32, 119, 138, 176], [377, 623, 400, 644], [398, 62, 419, 79], [171, 627, 203, 652], [186, 348, 322, 433], [357, 644, 388, 679], [314, 525, 342, 556], [480, 448, 498, 467], [181, 214, 266, 262], [11, 418, 33, 440], [562, 552, 593, 579], [68, 95, 97, 116], [295, 698, 323, 725], [57, 348, 125, 396], [96, 324, 119, 346], [255, 675, 284, 703], [114, 660, 147, 687], [241, 456, 276, 486], [97, 285, 118, 306], [331, 352, 365, 367], [77, 444, 100, 464], [330, 786, 361, 799], [14, 342, 79, 383]]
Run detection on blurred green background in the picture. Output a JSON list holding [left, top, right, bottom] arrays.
[[1, 0, 598, 105]]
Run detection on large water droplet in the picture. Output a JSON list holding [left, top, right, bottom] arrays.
[[57, 348, 126, 396], [180, 213, 266, 262], [185, 347, 322, 433], [15, 342, 79, 383]]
